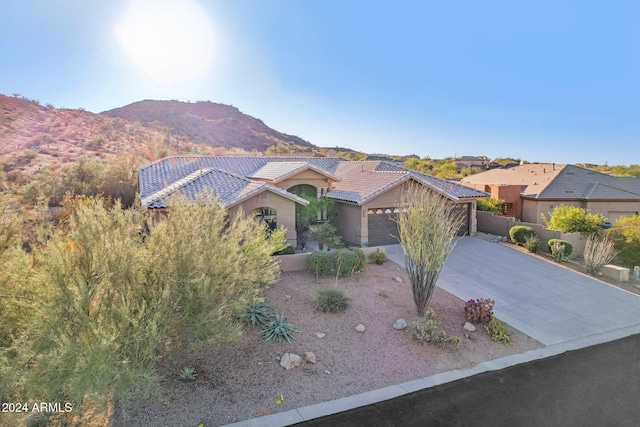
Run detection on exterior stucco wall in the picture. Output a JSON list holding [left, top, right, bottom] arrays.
[[333, 202, 364, 246], [228, 191, 298, 245], [278, 169, 335, 192], [583, 201, 640, 223], [522, 199, 583, 224], [522, 199, 640, 225]]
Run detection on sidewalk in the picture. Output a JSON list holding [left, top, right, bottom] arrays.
[[224, 237, 640, 426]]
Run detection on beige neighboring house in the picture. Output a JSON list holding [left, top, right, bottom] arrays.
[[461, 163, 640, 224], [138, 156, 488, 247]]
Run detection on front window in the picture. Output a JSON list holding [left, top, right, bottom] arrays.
[[252, 207, 277, 231]]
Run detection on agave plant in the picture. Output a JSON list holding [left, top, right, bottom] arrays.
[[261, 311, 300, 343], [241, 301, 274, 326]]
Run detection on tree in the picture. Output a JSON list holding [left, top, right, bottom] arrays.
[[542, 205, 606, 234], [477, 197, 505, 214], [395, 186, 464, 317], [609, 215, 640, 267]]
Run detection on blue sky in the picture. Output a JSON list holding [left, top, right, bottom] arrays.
[[1, 1, 638, 164]]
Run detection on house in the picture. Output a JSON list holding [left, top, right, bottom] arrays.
[[460, 163, 640, 224], [138, 156, 488, 247], [452, 156, 490, 172]]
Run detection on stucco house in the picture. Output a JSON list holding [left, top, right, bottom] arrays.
[[138, 156, 488, 246], [460, 163, 640, 224]]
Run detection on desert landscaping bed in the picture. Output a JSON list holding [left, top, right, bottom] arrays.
[[113, 260, 543, 427]]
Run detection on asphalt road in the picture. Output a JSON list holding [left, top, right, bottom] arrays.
[[292, 333, 640, 427]]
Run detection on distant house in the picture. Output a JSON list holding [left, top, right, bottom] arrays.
[[452, 156, 490, 172], [138, 156, 488, 247], [460, 164, 640, 224]]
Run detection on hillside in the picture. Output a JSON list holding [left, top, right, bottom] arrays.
[[102, 100, 316, 153], [0, 94, 196, 178]]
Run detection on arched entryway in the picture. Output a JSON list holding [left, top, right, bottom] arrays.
[[288, 184, 317, 249]]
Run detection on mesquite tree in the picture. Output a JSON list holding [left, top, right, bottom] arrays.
[[396, 186, 464, 317]]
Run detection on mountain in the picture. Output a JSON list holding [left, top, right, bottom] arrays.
[[0, 94, 197, 178], [102, 100, 316, 153]]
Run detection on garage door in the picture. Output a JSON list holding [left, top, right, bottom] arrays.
[[367, 203, 469, 246]]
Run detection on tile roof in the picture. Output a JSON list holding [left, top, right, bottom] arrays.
[[138, 156, 488, 208], [460, 164, 640, 200]]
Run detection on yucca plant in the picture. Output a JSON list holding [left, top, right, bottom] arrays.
[[261, 311, 299, 343], [179, 366, 197, 381]]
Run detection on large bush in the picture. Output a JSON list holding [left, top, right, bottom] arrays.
[[509, 225, 535, 245], [542, 205, 606, 234], [308, 250, 332, 276], [609, 215, 640, 267], [335, 248, 362, 276], [1, 197, 285, 411]]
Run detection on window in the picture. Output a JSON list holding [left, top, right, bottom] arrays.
[[252, 207, 277, 231]]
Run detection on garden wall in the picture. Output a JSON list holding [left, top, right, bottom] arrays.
[[477, 211, 586, 258], [275, 247, 387, 272]]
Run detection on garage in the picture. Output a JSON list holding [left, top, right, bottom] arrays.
[[366, 203, 470, 246]]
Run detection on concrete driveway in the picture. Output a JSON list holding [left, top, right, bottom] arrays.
[[385, 237, 640, 345]]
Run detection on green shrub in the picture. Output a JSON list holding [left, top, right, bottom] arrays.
[[509, 225, 535, 245], [261, 311, 299, 343], [476, 197, 505, 214], [312, 286, 352, 313], [411, 310, 461, 348], [370, 251, 387, 263], [542, 205, 606, 234], [547, 239, 573, 257], [349, 247, 366, 269], [241, 301, 274, 326], [609, 215, 640, 268], [308, 250, 332, 276], [483, 318, 511, 344], [335, 248, 361, 276], [523, 234, 540, 253]]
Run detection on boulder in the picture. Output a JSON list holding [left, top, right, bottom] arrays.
[[393, 318, 408, 330], [463, 322, 476, 332], [393, 277, 403, 283], [355, 324, 366, 333], [280, 353, 303, 370], [314, 332, 326, 339]]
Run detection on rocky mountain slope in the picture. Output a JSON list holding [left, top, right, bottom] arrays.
[[102, 100, 315, 153]]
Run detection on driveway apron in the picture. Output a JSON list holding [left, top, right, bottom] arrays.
[[385, 237, 640, 345]]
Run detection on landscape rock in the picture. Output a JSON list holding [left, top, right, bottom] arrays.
[[355, 324, 366, 333], [303, 352, 316, 364], [314, 332, 326, 339], [324, 370, 332, 375], [463, 322, 476, 332], [280, 353, 303, 370], [393, 277, 403, 283], [393, 318, 408, 330]]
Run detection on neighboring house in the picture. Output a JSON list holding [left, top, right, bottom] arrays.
[[138, 156, 488, 246], [460, 164, 640, 224]]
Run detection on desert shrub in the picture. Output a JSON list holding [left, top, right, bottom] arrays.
[[509, 225, 535, 245], [476, 197, 505, 214], [349, 247, 366, 270], [370, 251, 387, 263], [464, 299, 495, 323], [312, 286, 352, 313], [483, 318, 511, 344], [547, 239, 573, 258], [272, 245, 295, 255], [261, 311, 299, 343], [542, 205, 606, 234], [411, 310, 461, 348], [583, 235, 617, 275], [241, 301, 274, 326], [523, 234, 540, 253], [308, 250, 332, 276], [609, 215, 640, 268], [335, 248, 361, 276], [179, 366, 197, 381]]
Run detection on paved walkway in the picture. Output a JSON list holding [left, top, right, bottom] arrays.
[[225, 237, 640, 426], [385, 237, 640, 345]]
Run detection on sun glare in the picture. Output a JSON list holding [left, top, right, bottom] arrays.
[[115, 0, 215, 84]]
